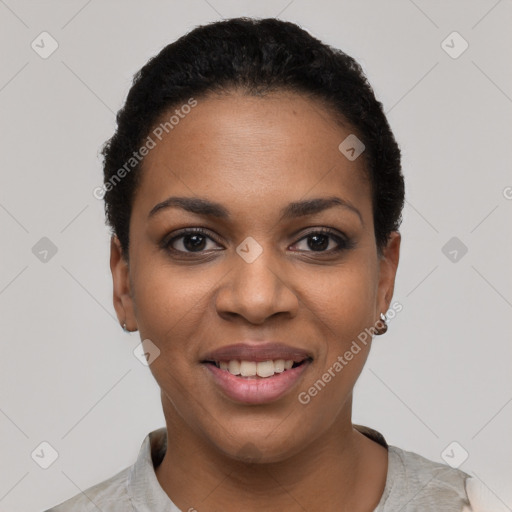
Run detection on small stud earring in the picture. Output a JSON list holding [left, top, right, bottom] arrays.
[[122, 322, 129, 333], [375, 313, 388, 336]]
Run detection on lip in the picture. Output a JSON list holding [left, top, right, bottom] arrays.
[[203, 359, 311, 405], [200, 342, 313, 405], [201, 342, 313, 363]]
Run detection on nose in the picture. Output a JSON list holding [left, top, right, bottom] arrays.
[[214, 248, 299, 325]]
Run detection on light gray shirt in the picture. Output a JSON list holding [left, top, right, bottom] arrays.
[[45, 425, 473, 511]]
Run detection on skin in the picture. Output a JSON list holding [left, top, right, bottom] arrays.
[[110, 90, 401, 512]]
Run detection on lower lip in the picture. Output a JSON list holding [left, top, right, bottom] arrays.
[[203, 361, 311, 405]]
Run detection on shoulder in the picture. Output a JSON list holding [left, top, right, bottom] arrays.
[[382, 448, 510, 512], [391, 445, 470, 493], [43, 427, 169, 512], [462, 476, 511, 512], [377, 445, 471, 511], [43, 466, 132, 512]]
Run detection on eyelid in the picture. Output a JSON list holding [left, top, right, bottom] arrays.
[[294, 226, 347, 240], [162, 227, 223, 249], [290, 227, 352, 251]]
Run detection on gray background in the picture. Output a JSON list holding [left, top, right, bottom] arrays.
[[1, 1, 511, 510]]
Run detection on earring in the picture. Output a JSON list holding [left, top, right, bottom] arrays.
[[122, 322, 130, 333], [374, 313, 388, 335]]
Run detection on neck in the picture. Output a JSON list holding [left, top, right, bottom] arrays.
[[155, 400, 388, 512]]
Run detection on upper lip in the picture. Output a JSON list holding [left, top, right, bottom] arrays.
[[201, 342, 313, 363]]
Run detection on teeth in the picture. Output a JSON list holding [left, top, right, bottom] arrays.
[[240, 361, 257, 377], [256, 360, 275, 378], [228, 360, 241, 375], [217, 359, 298, 378], [274, 359, 285, 373]]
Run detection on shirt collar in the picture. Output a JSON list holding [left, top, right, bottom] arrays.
[[126, 425, 390, 511], [127, 427, 179, 511]]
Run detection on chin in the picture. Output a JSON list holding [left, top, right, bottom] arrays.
[[205, 419, 311, 465]]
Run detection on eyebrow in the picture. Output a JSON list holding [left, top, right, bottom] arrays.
[[148, 196, 363, 224]]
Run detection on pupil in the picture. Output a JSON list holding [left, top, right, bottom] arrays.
[[184, 234, 206, 252], [308, 234, 329, 251]]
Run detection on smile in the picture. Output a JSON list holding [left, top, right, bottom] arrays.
[[200, 342, 313, 404], [205, 358, 307, 378]]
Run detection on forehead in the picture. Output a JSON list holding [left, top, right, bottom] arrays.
[[132, 90, 372, 222]]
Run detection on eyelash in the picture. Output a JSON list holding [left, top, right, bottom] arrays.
[[161, 227, 354, 256]]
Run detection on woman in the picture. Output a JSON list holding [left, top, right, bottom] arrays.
[[46, 16, 490, 512]]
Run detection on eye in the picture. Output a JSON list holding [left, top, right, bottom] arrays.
[[164, 228, 222, 254], [162, 227, 353, 256], [290, 228, 352, 253]]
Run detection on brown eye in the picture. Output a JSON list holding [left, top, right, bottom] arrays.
[[291, 228, 352, 253], [165, 228, 222, 254]]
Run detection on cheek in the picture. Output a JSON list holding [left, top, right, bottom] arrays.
[[302, 261, 378, 337], [296, 261, 377, 396], [132, 255, 214, 330]]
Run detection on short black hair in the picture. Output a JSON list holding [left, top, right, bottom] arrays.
[[101, 17, 404, 260]]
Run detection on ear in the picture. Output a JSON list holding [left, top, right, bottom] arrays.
[[375, 231, 401, 320], [110, 235, 137, 331]]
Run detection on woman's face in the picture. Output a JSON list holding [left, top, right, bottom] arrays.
[[112, 90, 400, 462]]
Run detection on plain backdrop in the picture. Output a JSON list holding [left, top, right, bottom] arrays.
[[0, 1, 511, 510]]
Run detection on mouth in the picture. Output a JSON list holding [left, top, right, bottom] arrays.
[[202, 358, 311, 378], [200, 343, 313, 404]]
